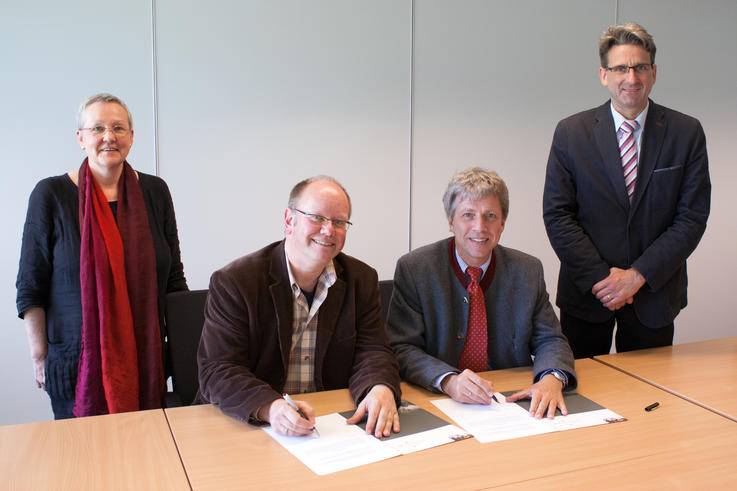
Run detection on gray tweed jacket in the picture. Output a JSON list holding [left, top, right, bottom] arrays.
[[386, 238, 576, 391]]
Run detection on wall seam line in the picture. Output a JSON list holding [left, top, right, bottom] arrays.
[[408, 0, 415, 253], [151, 0, 160, 176]]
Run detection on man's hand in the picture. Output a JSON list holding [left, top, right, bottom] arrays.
[[592, 267, 645, 311], [505, 374, 567, 419], [346, 384, 399, 438], [262, 398, 316, 436], [440, 369, 495, 405]]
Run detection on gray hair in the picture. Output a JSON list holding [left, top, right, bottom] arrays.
[[287, 175, 352, 218], [76, 93, 133, 130], [599, 23, 656, 67], [443, 167, 509, 221]]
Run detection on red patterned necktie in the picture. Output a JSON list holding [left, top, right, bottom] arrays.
[[458, 266, 487, 372], [619, 120, 640, 202]]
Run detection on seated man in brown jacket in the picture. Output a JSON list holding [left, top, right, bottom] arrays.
[[196, 176, 401, 437]]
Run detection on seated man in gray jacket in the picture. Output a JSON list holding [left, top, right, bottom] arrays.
[[386, 168, 576, 419]]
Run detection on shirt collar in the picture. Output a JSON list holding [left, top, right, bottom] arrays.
[[610, 101, 649, 133], [454, 247, 492, 278], [285, 250, 336, 297]]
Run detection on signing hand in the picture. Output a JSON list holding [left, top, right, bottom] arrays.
[[263, 398, 316, 436], [346, 384, 399, 438], [592, 267, 645, 311], [506, 373, 567, 419], [440, 369, 495, 405]]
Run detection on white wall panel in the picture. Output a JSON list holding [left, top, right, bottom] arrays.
[[155, 0, 411, 288]]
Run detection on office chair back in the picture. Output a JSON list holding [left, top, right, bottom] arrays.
[[166, 289, 208, 406]]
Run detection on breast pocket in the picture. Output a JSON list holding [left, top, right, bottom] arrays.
[[648, 165, 684, 211]]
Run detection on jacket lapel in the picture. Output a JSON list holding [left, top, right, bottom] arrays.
[[630, 100, 666, 217], [268, 241, 295, 374], [314, 259, 345, 382], [592, 101, 630, 209]]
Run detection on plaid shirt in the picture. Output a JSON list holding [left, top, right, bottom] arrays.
[[282, 256, 337, 394]]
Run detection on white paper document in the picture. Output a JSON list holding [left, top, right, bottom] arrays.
[[263, 406, 468, 475], [432, 392, 625, 444], [264, 413, 398, 475]]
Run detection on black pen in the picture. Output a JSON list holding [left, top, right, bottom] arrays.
[[283, 393, 320, 436], [645, 402, 660, 412]]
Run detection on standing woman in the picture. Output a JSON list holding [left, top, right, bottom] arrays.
[[16, 93, 188, 419]]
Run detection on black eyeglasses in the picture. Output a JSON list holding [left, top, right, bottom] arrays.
[[292, 208, 352, 230], [605, 64, 653, 75]]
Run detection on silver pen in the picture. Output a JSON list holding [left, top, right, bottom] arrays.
[[282, 393, 320, 437]]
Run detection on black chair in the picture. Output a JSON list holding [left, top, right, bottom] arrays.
[[165, 289, 208, 406], [378, 279, 394, 325]]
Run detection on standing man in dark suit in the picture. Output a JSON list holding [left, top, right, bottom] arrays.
[[543, 23, 711, 358], [387, 168, 576, 420], [197, 176, 401, 437]]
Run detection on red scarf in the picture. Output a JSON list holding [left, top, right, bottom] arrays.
[[75, 159, 162, 416]]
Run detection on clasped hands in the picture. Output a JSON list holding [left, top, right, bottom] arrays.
[[260, 384, 399, 438], [592, 267, 646, 311], [441, 369, 567, 419]]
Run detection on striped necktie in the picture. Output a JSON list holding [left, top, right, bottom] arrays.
[[619, 120, 640, 201]]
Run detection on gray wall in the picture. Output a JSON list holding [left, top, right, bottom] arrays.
[[1, 0, 734, 426]]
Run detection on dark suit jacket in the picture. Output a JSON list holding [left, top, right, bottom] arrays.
[[543, 100, 710, 328], [196, 240, 401, 422], [386, 239, 576, 392]]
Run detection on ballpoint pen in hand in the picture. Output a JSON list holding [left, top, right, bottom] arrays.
[[283, 393, 320, 437]]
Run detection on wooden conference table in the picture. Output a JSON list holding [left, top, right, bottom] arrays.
[[165, 358, 737, 490], [596, 336, 737, 422], [0, 408, 189, 490]]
